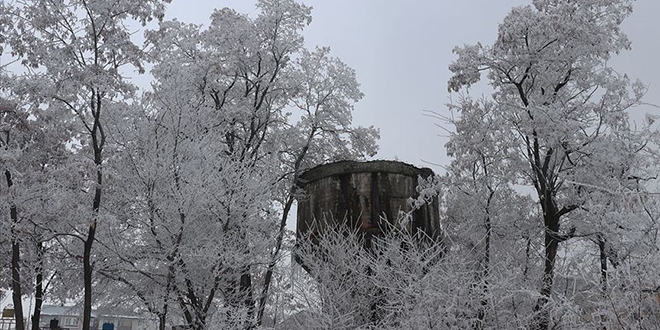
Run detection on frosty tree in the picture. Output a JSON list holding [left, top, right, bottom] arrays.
[[0, 0, 377, 328], [448, 0, 657, 328], [98, 1, 377, 329], [0, 1, 170, 329]]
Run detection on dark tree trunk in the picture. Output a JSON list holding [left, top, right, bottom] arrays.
[[597, 234, 609, 329], [240, 271, 255, 328], [475, 217, 491, 329], [8, 169, 25, 330], [597, 234, 608, 292], [475, 189, 494, 330], [83, 91, 104, 330], [531, 227, 558, 330], [158, 271, 173, 330], [256, 195, 294, 326], [157, 313, 166, 330], [83, 150, 103, 330], [82, 184, 100, 330], [31, 241, 45, 330], [531, 194, 561, 330], [220, 269, 255, 330], [256, 130, 315, 327], [10, 224, 24, 330], [523, 236, 532, 280]]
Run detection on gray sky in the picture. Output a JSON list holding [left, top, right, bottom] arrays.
[[166, 0, 660, 174]]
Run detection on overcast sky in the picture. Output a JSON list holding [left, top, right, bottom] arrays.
[[165, 0, 660, 174]]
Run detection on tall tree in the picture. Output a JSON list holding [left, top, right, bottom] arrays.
[[100, 1, 377, 329], [447, 0, 652, 328], [1, 1, 169, 329], [0, 89, 74, 330], [438, 97, 540, 328], [256, 45, 378, 326], [0, 99, 28, 330]]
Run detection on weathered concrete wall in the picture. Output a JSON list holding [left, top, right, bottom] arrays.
[[296, 160, 441, 248]]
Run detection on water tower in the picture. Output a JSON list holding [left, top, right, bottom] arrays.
[[295, 160, 442, 268]]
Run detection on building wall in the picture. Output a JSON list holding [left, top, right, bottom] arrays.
[[39, 314, 150, 330]]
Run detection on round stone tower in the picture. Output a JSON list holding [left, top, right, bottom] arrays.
[[295, 160, 441, 258]]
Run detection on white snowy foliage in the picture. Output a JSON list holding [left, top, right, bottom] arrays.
[[445, 0, 660, 329]]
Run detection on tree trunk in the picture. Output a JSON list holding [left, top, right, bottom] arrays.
[[158, 273, 173, 330], [157, 312, 166, 330], [523, 236, 532, 280], [83, 90, 104, 330], [597, 234, 609, 329], [82, 223, 97, 330], [82, 170, 102, 330], [240, 271, 254, 329], [31, 241, 45, 330], [256, 195, 295, 326], [531, 207, 560, 330], [256, 130, 314, 326], [597, 234, 608, 292], [8, 169, 25, 330], [10, 237, 24, 330], [475, 217, 491, 329], [157, 245, 177, 330], [531, 231, 558, 330], [476, 189, 494, 330]]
